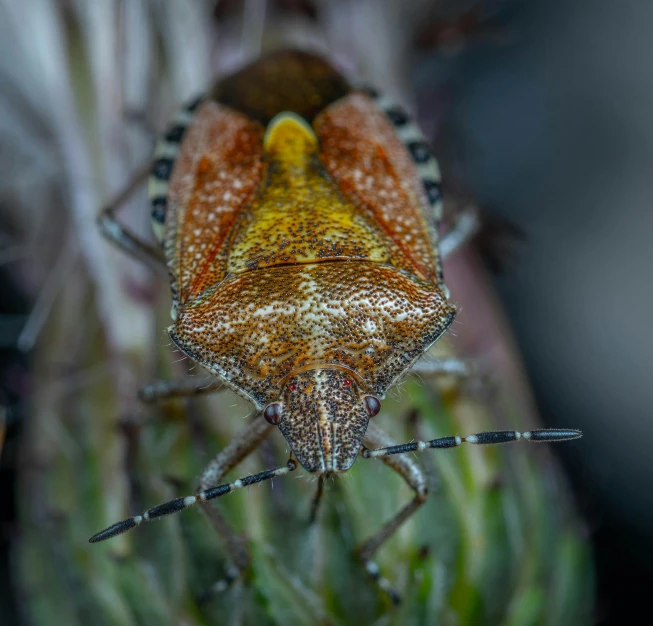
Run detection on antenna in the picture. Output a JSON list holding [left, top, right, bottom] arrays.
[[361, 428, 582, 459], [90, 459, 297, 543]]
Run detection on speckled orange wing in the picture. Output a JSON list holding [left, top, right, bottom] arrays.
[[165, 102, 264, 305], [314, 93, 439, 284]]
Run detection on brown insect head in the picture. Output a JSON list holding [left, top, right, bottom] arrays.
[[266, 368, 379, 473]]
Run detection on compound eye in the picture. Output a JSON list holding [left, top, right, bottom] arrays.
[[263, 403, 283, 425], [364, 396, 381, 417]]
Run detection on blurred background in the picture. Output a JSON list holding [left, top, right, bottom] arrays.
[[437, 1, 653, 622], [0, 1, 650, 624]]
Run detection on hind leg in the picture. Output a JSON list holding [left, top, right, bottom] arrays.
[[97, 161, 165, 269]]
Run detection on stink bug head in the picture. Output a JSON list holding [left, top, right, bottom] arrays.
[[275, 368, 372, 473]]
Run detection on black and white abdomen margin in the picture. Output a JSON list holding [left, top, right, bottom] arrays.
[[361, 86, 448, 297], [147, 96, 204, 244]]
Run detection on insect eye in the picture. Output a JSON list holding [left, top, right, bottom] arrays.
[[288, 383, 297, 392], [263, 403, 283, 425], [364, 396, 381, 417], [344, 379, 352, 387]]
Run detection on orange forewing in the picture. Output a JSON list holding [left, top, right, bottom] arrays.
[[166, 102, 264, 304], [314, 93, 438, 283]]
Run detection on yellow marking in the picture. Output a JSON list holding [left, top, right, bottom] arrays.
[[263, 112, 318, 164], [228, 113, 393, 273]]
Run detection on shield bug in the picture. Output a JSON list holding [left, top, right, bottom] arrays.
[[93, 49, 581, 602]]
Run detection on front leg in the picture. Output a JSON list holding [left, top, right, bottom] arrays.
[[357, 421, 429, 605], [89, 415, 284, 603]]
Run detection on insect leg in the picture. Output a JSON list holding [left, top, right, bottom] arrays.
[[308, 473, 327, 524], [89, 448, 290, 544], [97, 160, 166, 269], [362, 428, 582, 460], [196, 416, 276, 600], [440, 208, 480, 260], [410, 357, 472, 378], [138, 377, 224, 403], [356, 421, 430, 605], [89, 418, 281, 598]]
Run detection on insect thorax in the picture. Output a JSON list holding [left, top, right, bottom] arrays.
[[150, 50, 454, 408]]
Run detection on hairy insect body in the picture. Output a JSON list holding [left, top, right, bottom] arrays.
[[93, 51, 582, 597], [152, 52, 454, 471]]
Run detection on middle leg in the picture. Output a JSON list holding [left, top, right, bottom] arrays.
[[138, 377, 224, 403], [410, 357, 472, 378], [440, 207, 480, 260]]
